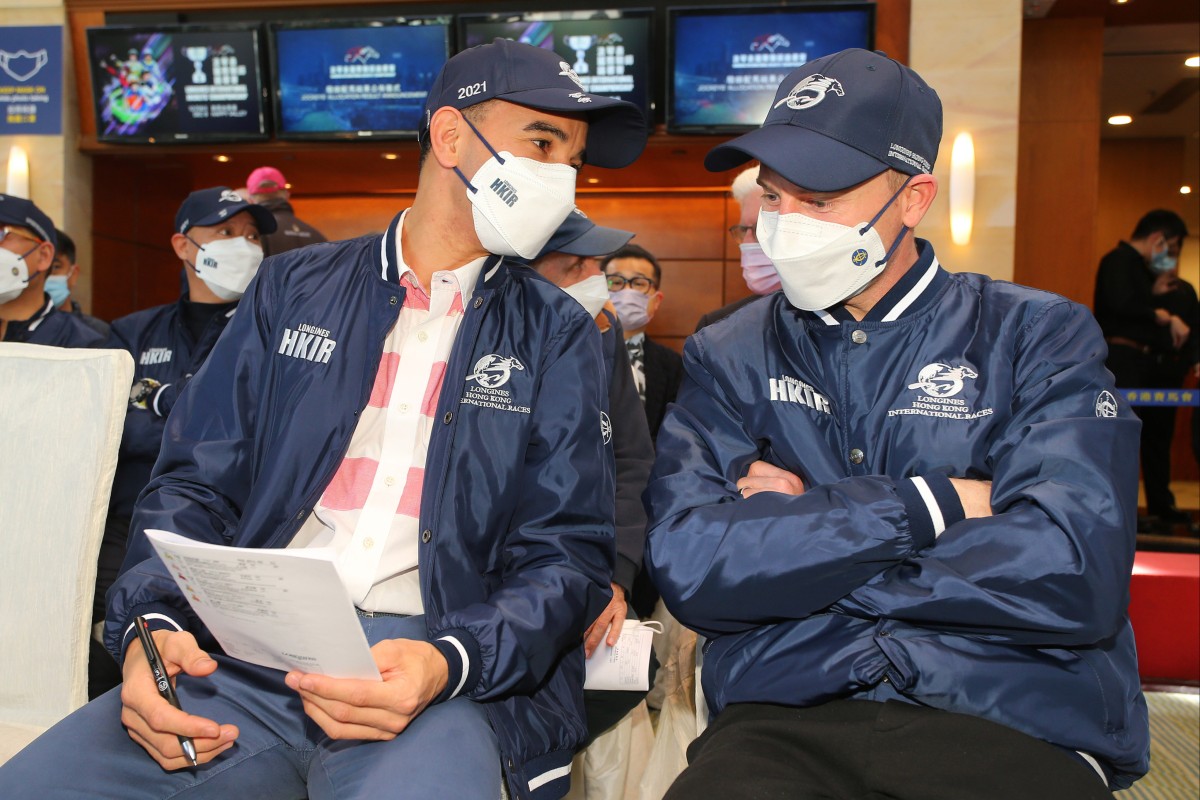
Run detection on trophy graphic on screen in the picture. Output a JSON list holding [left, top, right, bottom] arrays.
[[184, 46, 209, 84], [563, 35, 597, 75]]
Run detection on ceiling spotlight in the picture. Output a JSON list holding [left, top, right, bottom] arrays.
[[1107, 115, 1133, 126], [1186, 56, 1199, 68], [381, 153, 399, 160], [586, 177, 600, 184], [1181, 186, 1193, 195], [213, 154, 231, 163]]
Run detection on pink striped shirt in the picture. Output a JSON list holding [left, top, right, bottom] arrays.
[[290, 217, 485, 614]]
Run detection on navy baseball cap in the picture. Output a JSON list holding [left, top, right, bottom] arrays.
[[705, 49, 943, 192], [421, 38, 647, 169], [174, 186, 277, 236], [538, 208, 634, 259], [0, 194, 57, 250]]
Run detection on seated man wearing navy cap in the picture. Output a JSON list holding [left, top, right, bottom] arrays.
[[88, 186, 278, 699], [528, 210, 656, 747], [0, 194, 104, 347], [0, 39, 645, 800], [644, 49, 1148, 799]]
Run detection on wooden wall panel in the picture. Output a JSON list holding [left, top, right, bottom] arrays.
[[81, 2, 911, 331], [1014, 17, 1104, 307], [1095, 138, 1188, 264], [290, 196, 414, 242]]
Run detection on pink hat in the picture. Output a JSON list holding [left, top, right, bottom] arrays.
[[246, 166, 287, 195]]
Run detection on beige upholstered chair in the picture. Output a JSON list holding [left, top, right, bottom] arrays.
[[0, 343, 133, 764]]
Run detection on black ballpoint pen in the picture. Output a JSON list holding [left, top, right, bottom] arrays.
[[134, 615, 199, 766]]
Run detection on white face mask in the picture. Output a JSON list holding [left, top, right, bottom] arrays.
[[610, 287, 653, 331], [563, 274, 610, 319], [757, 179, 910, 312], [739, 243, 782, 295], [456, 120, 577, 259], [190, 236, 264, 301], [0, 245, 34, 304]]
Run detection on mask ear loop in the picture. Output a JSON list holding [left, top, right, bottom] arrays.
[[858, 174, 915, 267], [452, 113, 506, 193]]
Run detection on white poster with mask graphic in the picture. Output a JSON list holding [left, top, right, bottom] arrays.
[[0, 26, 62, 135]]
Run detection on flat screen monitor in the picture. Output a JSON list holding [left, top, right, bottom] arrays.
[[459, 10, 653, 123], [87, 25, 268, 143], [668, 4, 874, 134], [270, 18, 451, 140]]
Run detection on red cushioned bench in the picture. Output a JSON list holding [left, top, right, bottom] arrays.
[[1129, 551, 1200, 682]]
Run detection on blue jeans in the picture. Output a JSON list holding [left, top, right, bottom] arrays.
[[0, 614, 500, 799]]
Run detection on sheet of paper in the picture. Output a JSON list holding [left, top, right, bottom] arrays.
[[145, 529, 380, 680], [584, 620, 661, 691]]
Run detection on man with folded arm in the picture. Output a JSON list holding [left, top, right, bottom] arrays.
[[645, 48, 1147, 800]]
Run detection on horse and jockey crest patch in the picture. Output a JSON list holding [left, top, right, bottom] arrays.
[[461, 353, 531, 414]]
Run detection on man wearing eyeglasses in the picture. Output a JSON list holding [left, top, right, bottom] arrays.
[[0, 195, 104, 348], [601, 243, 683, 446], [694, 166, 782, 332]]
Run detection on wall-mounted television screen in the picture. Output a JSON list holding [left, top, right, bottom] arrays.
[[459, 9, 653, 123], [87, 25, 267, 143], [270, 18, 450, 140], [668, 4, 874, 133]]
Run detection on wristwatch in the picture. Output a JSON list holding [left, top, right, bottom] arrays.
[[129, 377, 163, 410]]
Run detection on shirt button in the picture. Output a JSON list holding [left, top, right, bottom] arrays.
[[851, 330, 868, 344], [417, 331, 428, 343], [849, 448, 864, 464], [421, 529, 432, 543], [399, 403, 410, 413], [384, 475, 396, 487], [363, 537, 375, 550]]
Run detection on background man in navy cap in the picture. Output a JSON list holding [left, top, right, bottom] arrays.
[[88, 185, 277, 698], [0, 38, 645, 800], [644, 48, 1147, 799], [0, 194, 104, 347], [528, 211, 657, 772]]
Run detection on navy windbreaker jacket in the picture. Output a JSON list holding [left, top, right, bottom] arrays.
[[106, 213, 616, 800], [104, 291, 237, 521], [645, 242, 1150, 789], [3, 296, 105, 347]]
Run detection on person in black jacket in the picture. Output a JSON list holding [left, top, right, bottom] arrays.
[[1094, 209, 1197, 530], [246, 166, 328, 256], [601, 243, 684, 445], [49, 229, 110, 339], [528, 209, 657, 751]]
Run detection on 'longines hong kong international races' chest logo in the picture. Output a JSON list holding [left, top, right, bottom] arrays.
[[461, 354, 531, 414], [888, 362, 993, 420]]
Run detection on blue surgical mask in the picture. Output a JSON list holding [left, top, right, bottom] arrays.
[[45, 274, 70, 306], [1149, 244, 1177, 275]]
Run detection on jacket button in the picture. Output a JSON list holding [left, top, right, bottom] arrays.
[[295, 509, 306, 520], [473, 297, 484, 309], [849, 448, 864, 464], [851, 330, 868, 344], [421, 529, 432, 543], [443, 411, 453, 424], [389, 296, 398, 306]]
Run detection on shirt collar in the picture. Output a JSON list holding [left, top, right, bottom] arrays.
[[626, 331, 646, 347], [816, 238, 944, 326], [381, 209, 488, 304]]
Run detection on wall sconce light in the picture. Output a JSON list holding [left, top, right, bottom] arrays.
[[949, 132, 974, 246], [6, 145, 30, 198]]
